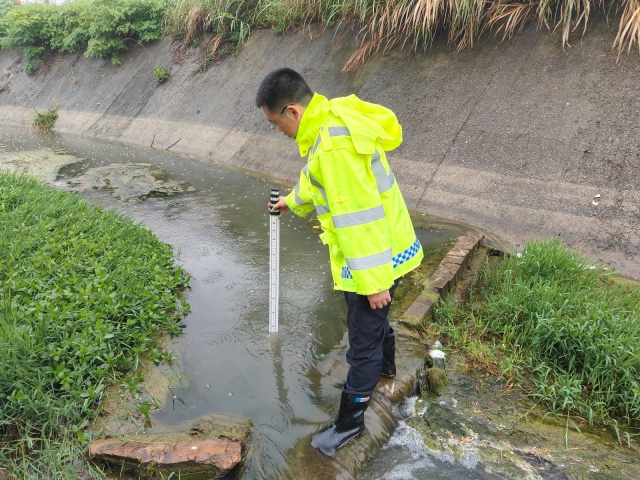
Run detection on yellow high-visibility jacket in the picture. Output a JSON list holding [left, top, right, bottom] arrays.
[[285, 92, 423, 295]]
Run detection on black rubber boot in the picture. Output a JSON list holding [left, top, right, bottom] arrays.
[[381, 328, 396, 378], [311, 387, 372, 456]]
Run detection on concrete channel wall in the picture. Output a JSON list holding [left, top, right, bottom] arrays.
[[0, 16, 638, 279]]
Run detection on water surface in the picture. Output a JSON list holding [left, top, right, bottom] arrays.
[[0, 128, 468, 479]]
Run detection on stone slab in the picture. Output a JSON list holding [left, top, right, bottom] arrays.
[[90, 437, 242, 470], [89, 415, 251, 478]]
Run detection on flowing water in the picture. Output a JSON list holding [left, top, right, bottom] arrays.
[[0, 127, 472, 479]]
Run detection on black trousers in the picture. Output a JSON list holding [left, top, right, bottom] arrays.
[[343, 279, 399, 393]]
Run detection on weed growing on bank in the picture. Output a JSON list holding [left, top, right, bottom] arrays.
[[434, 239, 640, 435], [153, 64, 170, 83], [23, 45, 43, 75], [0, 172, 190, 477], [32, 107, 58, 132]]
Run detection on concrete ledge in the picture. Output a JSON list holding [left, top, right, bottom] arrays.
[[400, 230, 484, 327]]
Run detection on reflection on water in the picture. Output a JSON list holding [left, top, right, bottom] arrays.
[[0, 128, 467, 479]]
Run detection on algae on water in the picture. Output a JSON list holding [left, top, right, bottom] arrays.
[[67, 163, 196, 199], [0, 148, 82, 184], [0, 150, 195, 199]]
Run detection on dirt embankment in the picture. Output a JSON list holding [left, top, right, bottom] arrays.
[[0, 16, 638, 278]]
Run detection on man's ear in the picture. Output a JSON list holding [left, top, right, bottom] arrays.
[[288, 104, 305, 121]]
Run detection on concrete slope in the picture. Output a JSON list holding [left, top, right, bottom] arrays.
[[0, 16, 638, 278]]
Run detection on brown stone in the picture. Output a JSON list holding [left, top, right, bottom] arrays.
[[91, 435, 243, 477]]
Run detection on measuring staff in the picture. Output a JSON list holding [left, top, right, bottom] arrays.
[[268, 188, 280, 334]]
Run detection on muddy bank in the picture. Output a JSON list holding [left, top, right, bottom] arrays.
[[0, 15, 638, 278]]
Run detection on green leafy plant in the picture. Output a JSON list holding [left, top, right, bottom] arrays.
[[198, 52, 215, 72], [0, 172, 190, 477], [24, 58, 42, 74], [0, 0, 17, 18], [153, 64, 170, 83], [0, 0, 168, 66], [23, 45, 44, 74], [32, 107, 58, 131]]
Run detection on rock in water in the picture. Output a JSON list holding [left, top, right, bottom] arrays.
[[90, 415, 251, 478]]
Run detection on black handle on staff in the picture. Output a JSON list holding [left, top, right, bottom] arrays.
[[270, 188, 280, 215]]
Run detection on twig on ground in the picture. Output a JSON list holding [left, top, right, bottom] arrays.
[[166, 138, 181, 151]]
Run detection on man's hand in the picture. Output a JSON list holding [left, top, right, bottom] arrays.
[[368, 290, 391, 310], [267, 195, 289, 218]]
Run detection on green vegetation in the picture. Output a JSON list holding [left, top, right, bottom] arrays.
[[0, 0, 168, 65], [164, 0, 255, 53], [0, 172, 190, 477], [32, 107, 58, 132], [153, 64, 170, 83], [1, 0, 638, 72], [435, 240, 640, 436], [23, 45, 43, 74]]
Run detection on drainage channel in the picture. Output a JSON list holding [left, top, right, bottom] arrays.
[[0, 127, 473, 479]]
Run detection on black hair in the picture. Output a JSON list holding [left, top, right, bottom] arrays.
[[255, 68, 313, 112]]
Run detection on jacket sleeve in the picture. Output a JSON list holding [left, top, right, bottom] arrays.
[[321, 146, 394, 295], [284, 167, 315, 217]]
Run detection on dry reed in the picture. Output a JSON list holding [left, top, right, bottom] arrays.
[[163, 0, 640, 70]]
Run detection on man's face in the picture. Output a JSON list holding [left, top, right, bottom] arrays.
[[262, 104, 303, 139]]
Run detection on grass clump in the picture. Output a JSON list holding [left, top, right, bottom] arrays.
[[0, 172, 190, 477], [435, 239, 640, 432], [153, 64, 170, 83], [32, 107, 58, 132]]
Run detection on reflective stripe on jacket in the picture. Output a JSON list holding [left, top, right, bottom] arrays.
[[285, 93, 423, 295]]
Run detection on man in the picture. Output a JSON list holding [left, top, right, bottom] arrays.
[[256, 68, 423, 456]]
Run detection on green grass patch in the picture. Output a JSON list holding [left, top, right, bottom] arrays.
[[32, 107, 58, 132], [0, 172, 190, 477], [435, 239, 640, 432]]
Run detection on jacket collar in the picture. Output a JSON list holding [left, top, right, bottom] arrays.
[[295, 92, 328, 158]]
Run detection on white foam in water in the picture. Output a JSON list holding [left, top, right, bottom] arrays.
[[386, 421, 428, 456], [365, 396, 486, 479], [383, 420, 436, 479], [396, 395, 419, 419]]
